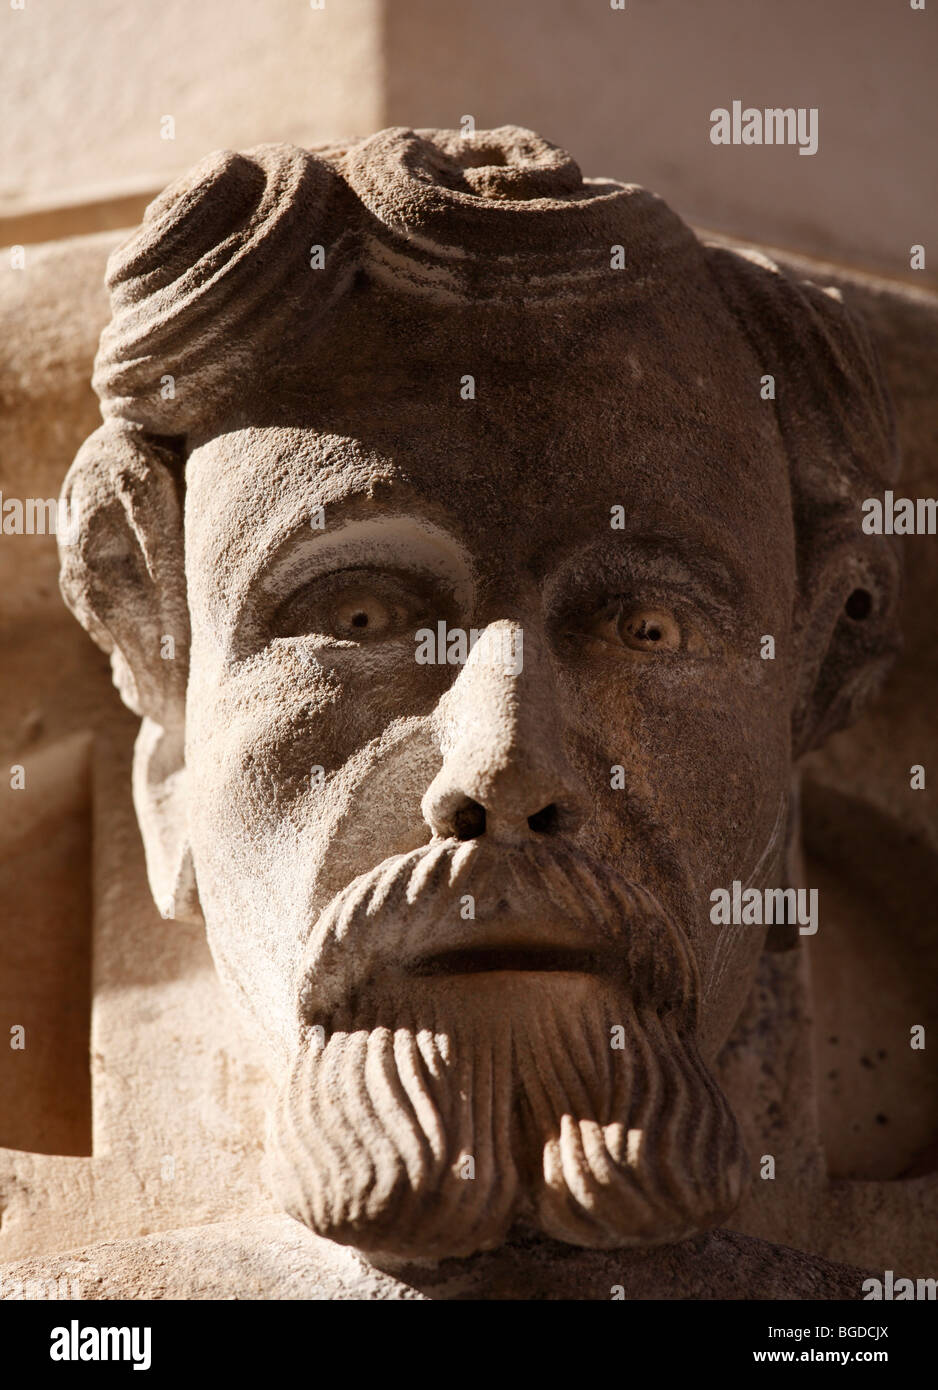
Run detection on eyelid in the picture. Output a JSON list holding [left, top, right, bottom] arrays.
[[543, 540, 743, 634], [280, 564, 446, 603], [255, 518, 475, 609], [283, 563, 420, 594], [232, 516, 476, 660], [605, 587, 732, 640], [272, 566, 437, 638], [577, 592, 720, 659]]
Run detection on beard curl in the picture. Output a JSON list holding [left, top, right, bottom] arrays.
[[268, 838, 748, 1259]]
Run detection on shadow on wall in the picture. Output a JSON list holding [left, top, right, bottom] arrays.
[[0, 733, 92, 1155]]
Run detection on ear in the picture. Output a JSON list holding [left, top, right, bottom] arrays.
[[58, 419, 202, 923], [705, 245, 902, 759], [132, 716, 198, 922], [790, 533, 902, 759]]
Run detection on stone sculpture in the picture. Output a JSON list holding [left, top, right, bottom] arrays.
[[46, 125, 905, 1293]]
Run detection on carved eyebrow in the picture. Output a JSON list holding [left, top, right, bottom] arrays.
[[263, 515, 474, 599], [545, 532, 756, 614], [227, 513, 476, 654], [213, 453, 471, 605], [628, 538, 749, 605]]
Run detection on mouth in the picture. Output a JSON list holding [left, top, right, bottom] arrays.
[[296, 841, 697, 1036], [302, 929, 624, 1029], [407, 945, 618, 977]]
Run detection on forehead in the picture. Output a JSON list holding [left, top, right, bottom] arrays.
[[185, 293, 795, 598]]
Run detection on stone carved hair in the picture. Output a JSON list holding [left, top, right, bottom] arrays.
[[59, 127, 900, 762]]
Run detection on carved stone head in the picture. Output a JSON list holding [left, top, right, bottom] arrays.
[[59, 126, 899, 1260]]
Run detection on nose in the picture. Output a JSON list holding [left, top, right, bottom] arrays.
[[421, 620, 585, 841]]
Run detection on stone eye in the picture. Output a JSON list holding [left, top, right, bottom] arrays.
[[583, 601, 709, 656], [330, 589, 404, 639], [272, 572, 424, 643], [619, 607, 682, 652]]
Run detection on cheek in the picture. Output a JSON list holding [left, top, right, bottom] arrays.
[[699, 925, 766, 1062], [655, 681, 791, 888], [185, 644, 450, 844], [565, 654, 791, 864], [559, 653, 792, 1022], [183, 647, 447, 1047]]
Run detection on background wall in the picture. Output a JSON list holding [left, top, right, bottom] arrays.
[[2, 0, 934, 285], [0, 0, 383, 240], [386, 0, 936, 287]]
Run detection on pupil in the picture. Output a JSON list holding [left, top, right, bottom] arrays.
[[631, 618, 662, 642], [351, 611, 369, 628]]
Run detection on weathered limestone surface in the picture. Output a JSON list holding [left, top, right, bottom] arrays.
[[1, 127, 936, 1296], [0, 1212, 871, 1301]]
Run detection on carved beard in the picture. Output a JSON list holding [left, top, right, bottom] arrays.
[[268, 840, 748, 1260]]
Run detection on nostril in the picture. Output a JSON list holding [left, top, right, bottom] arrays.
[[527, 802, 560, 835], [453, 799, 487, 841]]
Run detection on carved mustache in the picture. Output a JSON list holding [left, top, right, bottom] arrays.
[[297, 838, 700, 1034]]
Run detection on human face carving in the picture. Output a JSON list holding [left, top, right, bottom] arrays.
[[182, 312, 796, 1256]]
